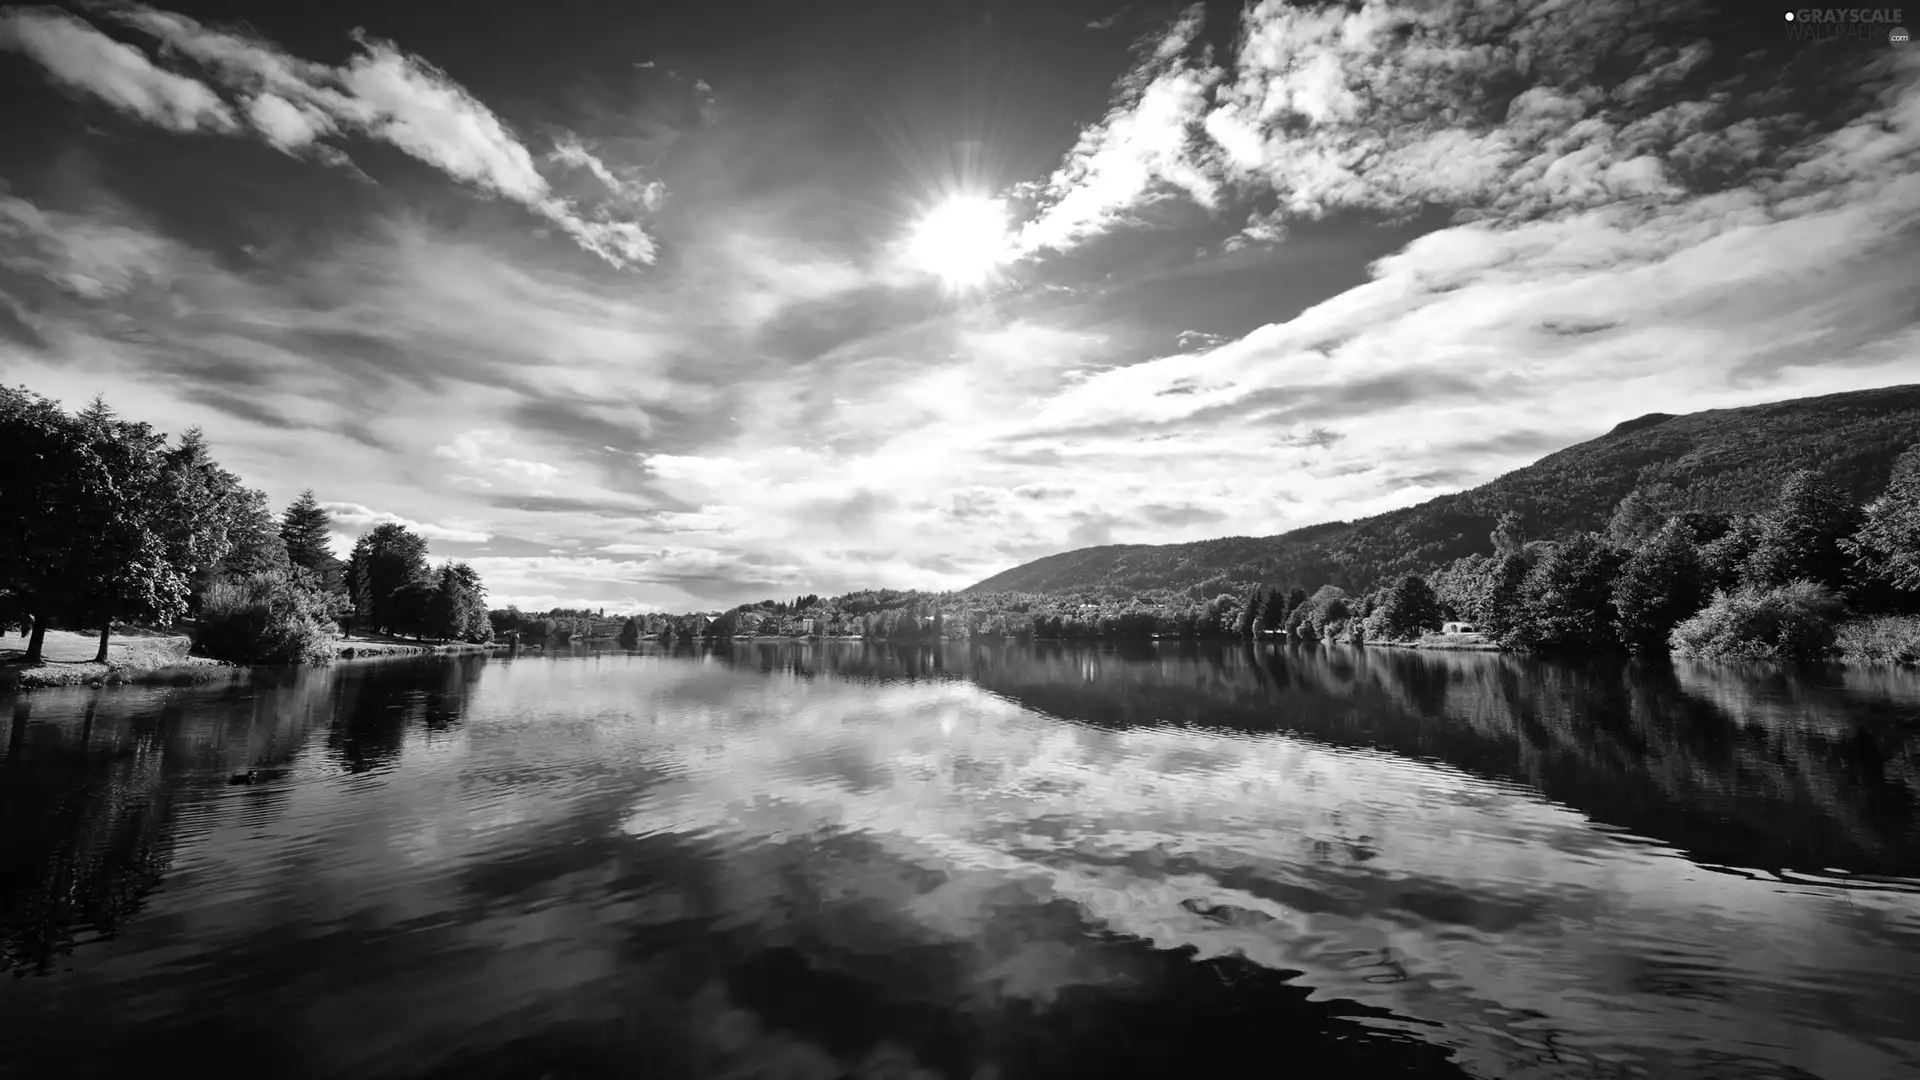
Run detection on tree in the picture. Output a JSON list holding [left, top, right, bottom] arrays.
[[157, 429, 243, 607], [1843, 445, 1920, 600], [1491, 510, 1528, 557], [1236, 584, 1273, 638], [214, 487, 290, 580], [69, 400, 201, 663], [1611, 520, 1708, 655], [419, 562, 487, 642], [388, 577, 438, 640], [1470, 553, 1532, 639], [1367, 574, 1443, 641], [450, 564, 492, 642], [1699, 513, 1764, 594], [345, 523, 431, 636], [1605, 488, 1665, 549], [0, 387, 98, 663], [1744, 469, 1863, 595], [279, 490, 335, 574], [1508, 533, 1626, 651]]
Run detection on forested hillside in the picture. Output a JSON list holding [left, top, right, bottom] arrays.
[[968, 384, 1920, 597]]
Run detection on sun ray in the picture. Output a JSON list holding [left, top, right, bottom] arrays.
[[905, 194, 1013, 289]]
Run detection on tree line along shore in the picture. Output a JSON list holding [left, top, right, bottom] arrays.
[[3, 387, 501, 685], [606, 449, 1920, 666], [7, 386, 1919, 692]]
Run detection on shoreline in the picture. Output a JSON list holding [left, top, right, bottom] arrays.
[[9, 623, 1911, 692], [1, 630, 514, 691]]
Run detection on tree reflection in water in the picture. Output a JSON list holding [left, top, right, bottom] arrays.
[[0, 643, 1913, 1080]]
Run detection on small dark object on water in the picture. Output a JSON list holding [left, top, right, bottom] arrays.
[[229, 770, 258, 785]]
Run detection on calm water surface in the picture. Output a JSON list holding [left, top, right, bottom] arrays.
[[2, 642, 1918, 1079]]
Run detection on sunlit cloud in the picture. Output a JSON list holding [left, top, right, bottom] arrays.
[[3, 3, 658, 267], [1, 0, 1916, 611], [0, 7, 237, 133]]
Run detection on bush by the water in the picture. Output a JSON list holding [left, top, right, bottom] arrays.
[[193, 570, 339, 664], [1667, 581, 1844, 662], [1834, 615, 1920, 664]]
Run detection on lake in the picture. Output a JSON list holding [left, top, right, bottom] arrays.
[[2, 642, 1917, 1079]]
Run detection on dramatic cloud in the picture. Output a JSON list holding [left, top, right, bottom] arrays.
[[1018, 0, 1915, 248], [0, 7, 236, 133], [2, 0, 1916, 610], [2, 3, 657, 267], [1016, 6, 1221, 254]]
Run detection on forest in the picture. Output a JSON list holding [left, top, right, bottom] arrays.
[[1, 387, 494, 667], [9, 385, 1917, 671], [637, 449, 1920, 665], [967, 383, 1920, 599]]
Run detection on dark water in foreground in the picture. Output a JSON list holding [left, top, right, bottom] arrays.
[[2, 643, 1918, 1080]]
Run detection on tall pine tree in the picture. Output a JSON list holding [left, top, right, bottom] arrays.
[[280, 490, 335, 575]]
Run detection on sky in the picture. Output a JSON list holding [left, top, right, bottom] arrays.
[[1, 0, 1917, 613]]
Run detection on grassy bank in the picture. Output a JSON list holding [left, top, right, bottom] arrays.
[[1, 628, 512, 690], [0, 628, 233, 689]]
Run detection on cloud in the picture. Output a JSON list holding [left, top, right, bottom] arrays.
[[433, 430, 565, 488], [1014, 5, 1222, 255], [15, 3, 661, 267], [5, 0, 1919, 613], [0, 7, 236, 133], [1014, 0, 1917, 253], [321, 502, 493, 544]]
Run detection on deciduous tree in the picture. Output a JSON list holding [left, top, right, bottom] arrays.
[[1611, 521, 1708, 654], [1508, 533, 1626, 652], [1744, 469, 1862, 594], [345, 523, 431, 636], [1844, 445, 1920, 602]]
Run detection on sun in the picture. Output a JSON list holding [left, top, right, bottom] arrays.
[[906, 195, 1013, 289]]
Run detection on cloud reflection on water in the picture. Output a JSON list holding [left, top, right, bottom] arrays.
[[1, 643, 1916, 1079]]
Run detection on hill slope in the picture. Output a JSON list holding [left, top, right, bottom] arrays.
[[967, 384, 1920, 598]]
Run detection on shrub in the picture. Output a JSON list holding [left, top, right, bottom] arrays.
[[1833, 615, 1920, 665], [192, 570, 339, 665], [1667, 581, 1845, 662]]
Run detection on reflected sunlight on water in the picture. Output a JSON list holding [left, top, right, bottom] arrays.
[[2, 642, 1917, 1079]]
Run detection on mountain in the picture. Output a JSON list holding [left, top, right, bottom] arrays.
[[966, 384, 1920, 598]]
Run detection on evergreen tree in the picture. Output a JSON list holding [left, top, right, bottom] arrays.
[[279, 490, 335, 574]]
